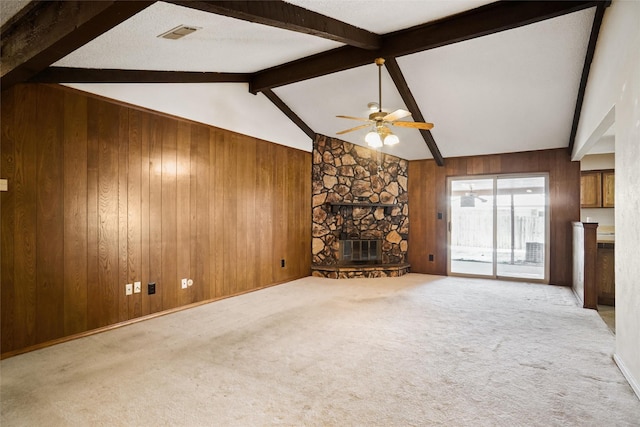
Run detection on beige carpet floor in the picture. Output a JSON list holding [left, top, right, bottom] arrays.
[[2, 274, 639, 426], [598, 305, 616, 334]]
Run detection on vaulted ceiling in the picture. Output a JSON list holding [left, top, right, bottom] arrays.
[[1, 1, 608, 163]]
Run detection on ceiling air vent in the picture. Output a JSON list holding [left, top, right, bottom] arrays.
[[158, 25, 200, 40]]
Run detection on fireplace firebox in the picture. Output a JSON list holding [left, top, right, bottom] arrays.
[[339, 239, 382, 264]]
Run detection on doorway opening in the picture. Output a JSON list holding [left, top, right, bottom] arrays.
[[448, 174, 549, 282]]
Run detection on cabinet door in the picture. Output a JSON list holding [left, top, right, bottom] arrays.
[[602, 171, 615, 207], [580, 172, 602, 208]]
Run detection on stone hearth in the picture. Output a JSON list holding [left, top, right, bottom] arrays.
[[311, 263, 411, 279]]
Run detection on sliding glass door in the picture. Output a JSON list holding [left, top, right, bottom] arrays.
[[448, 174, 548, 282], [449, 178, 495, 276], [496, 176, 547, 279]]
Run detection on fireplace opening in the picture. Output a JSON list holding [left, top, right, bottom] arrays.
[[339, 239, 382, 265]]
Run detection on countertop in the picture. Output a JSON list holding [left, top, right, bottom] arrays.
[[597, 225, 615, 243]]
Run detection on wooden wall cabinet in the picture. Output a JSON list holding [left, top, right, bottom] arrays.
[[580, 171, 602, 208], [602, 171, 615, 207], [580, 170, 614, 208]]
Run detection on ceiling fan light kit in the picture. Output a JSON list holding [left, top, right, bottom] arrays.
[[384, 133, 399, 146], [366, 124, 399, 147], [365, 130, 382, 147], [337, 57, 434, 149]]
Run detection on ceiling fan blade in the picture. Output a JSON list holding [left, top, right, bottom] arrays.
[[392, 121, 434, 130], [336, 123, 371, 135], [336, 115, 370, 122], [382, 109, 411, 122]]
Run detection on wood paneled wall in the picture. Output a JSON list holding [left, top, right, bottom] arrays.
[[408, 149, 580, 285], [1, 84, 311, 355]]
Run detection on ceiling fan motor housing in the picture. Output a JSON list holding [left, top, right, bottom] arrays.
[[369, 111, 388, 121]]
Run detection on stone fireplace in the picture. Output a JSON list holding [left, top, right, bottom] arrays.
[[311, 135, 410, 279]]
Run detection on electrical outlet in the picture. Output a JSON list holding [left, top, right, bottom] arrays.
[[181, 278, 188, 289], [187, 279, 193, 287], [281, 259, 285, 268], [148, 282, 156, 295], [134, 281, 141, 293], [125, 283, 133, 296]]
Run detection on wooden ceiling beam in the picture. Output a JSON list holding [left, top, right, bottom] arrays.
[[250, 0, 600, 93], [384, 58, 444, 166], [1, 1, 154, 90], [262, 89, 316, 140], [30, 67, 251, 84], [568, 1, 611, 154], [167, 0, 381, 50]]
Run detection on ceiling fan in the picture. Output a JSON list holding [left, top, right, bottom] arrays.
[[336, 57, 434, 147], [461, 184, 487, 207]]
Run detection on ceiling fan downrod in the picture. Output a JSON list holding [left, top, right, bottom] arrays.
[[375, 57, 385, 113]]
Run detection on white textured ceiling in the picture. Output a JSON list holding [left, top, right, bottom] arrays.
[[397, 6, 595, 158], [274, 6, 595, 160], [54, 1, 341, 72], [285, 0, 494, 34], [7, 0, 599, 161], [0, 0, 31, 27]]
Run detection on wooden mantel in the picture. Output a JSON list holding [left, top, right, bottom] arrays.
[[328, 202, 396, 214]]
